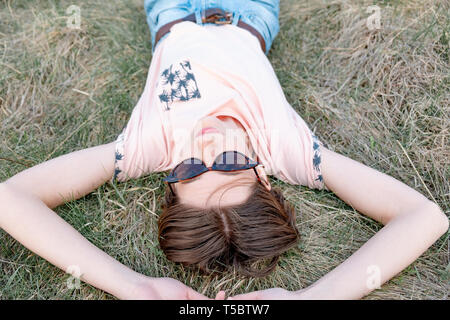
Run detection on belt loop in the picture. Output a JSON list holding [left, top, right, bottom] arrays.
[[195, 9, 203, 25], [194, 0, 204, 25], [232, 12, 240, 26]]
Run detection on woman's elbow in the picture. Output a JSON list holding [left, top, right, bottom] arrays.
[[425, 201, 449, 237]]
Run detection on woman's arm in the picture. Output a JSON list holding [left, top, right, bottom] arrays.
[[230, 147, 448, 300], [0, 143, 208, 299], [2, 142, 116, 209], [296, 147, 448, 299]]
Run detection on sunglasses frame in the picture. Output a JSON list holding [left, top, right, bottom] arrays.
[[163, 151, 262, 196]]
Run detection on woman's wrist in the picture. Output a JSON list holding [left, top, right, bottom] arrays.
[[114, 273, 159, 300], [294, 287, 313, 299], [101, 266, 151, 299], [294, 283, 327, 300]]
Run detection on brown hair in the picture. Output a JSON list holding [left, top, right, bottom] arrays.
[[158, 180, 300, 277]]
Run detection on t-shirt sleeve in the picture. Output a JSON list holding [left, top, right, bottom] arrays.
[[271, 109, 329, 191], [111, 100, 167, 183], [111, 58, 168, 183]]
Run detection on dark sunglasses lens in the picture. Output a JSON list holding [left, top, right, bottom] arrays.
[[214, 151, 257, 171], [172, 158, 206, 180]]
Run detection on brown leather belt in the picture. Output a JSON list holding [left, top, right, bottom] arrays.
[[154, 8, 266, 53]]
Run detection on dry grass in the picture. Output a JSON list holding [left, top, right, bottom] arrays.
[[0, 0, 448, 299]]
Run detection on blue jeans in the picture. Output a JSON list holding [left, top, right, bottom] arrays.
[[144, 0, 280, 55]]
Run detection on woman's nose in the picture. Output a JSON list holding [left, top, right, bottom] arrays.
[[196, 132, 224, 165], [202, 145, 217, 167]]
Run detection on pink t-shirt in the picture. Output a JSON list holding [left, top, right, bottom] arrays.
[[114, 21, 327, 191]]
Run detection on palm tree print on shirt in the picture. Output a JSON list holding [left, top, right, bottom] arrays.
[[113, 132, 125, 181], [312, 134, 323, 183], [157, 59, 201, 111]]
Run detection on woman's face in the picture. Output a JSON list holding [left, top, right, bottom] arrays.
[[173, 115, 270, 207]]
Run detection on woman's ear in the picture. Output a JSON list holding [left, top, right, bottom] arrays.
[[256, 165, 271, 191]]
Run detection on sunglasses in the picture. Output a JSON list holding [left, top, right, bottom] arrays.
[[163, 151, 262, 196]]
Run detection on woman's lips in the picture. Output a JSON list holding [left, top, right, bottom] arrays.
[[196, 127, 220, 137]]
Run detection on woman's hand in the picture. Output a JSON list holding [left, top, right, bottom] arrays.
[[127, 276, 211, 300], [227, 288, 308, 300]]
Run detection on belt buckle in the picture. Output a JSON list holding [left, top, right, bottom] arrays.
[[204, 11, 233, 25]]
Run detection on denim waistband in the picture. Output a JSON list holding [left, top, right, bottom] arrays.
[[144, 0, 280, 55]]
